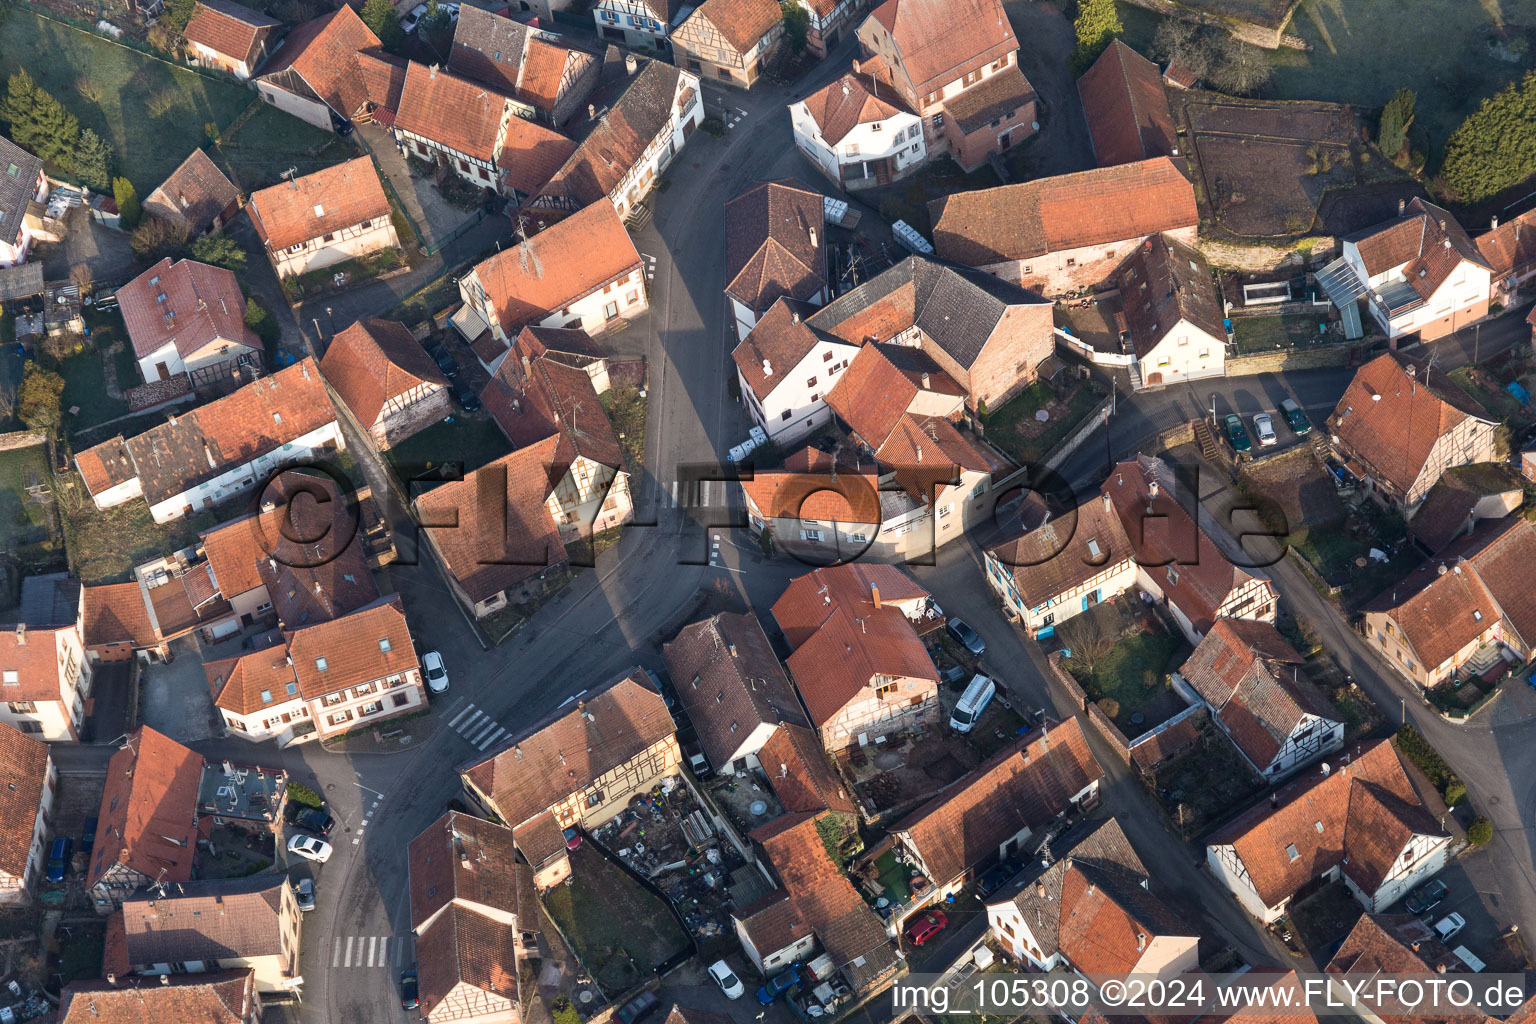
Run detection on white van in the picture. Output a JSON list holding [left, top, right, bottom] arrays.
[[1453, 946, 1486, 973], [950, 675, 996, 733]]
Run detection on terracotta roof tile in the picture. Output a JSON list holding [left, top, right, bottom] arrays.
[[321, 317, 447, 429], [118, 875, 289, 967], [1475, 207, 1536, 278], [687, 0, 781, 52], [875, 413, 1001, 502], [1327, 914, 1482, 1014], [408, 810, 523, 931], [1077, 41, 1178, 167], [450, 7, 598, 116], [1365, 564, 1497, 672], [118, 257, 259, 362], [248, 156, 392, 253], [992, 818, 1144, 954], [1347, 199, 1489, 300], [868, 0, 1017, 96], [89, 726, 203, 889], [482, 336, 625, 470], [75, 437, 134, 493], [59, 971, 254, 1024], [143, 149, 241, 236], [895, 718, 1104, 883], [183, 0, 279, 67], [942, 63, 1036, 135], [759, 722, 854, 814], [1116, 234, 1224, 357], [739, 448, 882, 524], [499, 115, 578, 196], [204, 639, 300, 717], [81, 582, 159, 650], [413, 442, 564, 605], [1208, 740, 1446, 909], [1058, 861, 1195, 974], [784, 601, 937, 728], [734, 888, 808, 958], [396, 63, 512, 163], [988, 492, 1134, 612], [256, 6, 390, 118], [416, 904, 521, 1016], [662, 612, 806, 770], [0, 626, 76, 703], [1407, 464, 1522, 554], [731, 298, 839, 399], [283, 596, 416, 700], [469, 201, 641, 336], [458, 667, 674, 827], [930, 158, 1196, 267], [771, 562, 929, 648], [823, 342, 962, 449], [0, 722, 49, 880], [513, 809, 567, 870], [800, 63, 915, 146], [724, 179, 826, 313], [1447, 516, 1536, 653]]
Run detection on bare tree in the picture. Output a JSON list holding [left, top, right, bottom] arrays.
[[69, 262, 93, 297], [1207, 34, 1272, 96], [1058, 610, 1120, 678]]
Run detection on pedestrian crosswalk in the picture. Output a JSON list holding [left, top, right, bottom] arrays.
[[444, 701, 510, 751], [330, 934, 410, 970], [665, 480, 725, 508]]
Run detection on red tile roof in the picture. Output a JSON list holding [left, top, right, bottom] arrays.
[[823, 342, 963, 449], [117, 875, 290, 968], [867, 0, 1017, 97], [118, 257, 260, 362], [1407, 464, 1522, 554], [204, 640, 300, 717], [1446, 516, 1536, 654], [895, 718, 1103, 883], [988, 492, 1135, 612], [783, 601, 937, 728], [1475, 207, 1536, 278], [183, 0, 279, 67], [1077, 41, 1179, 168], [740, 449, 881, 524], [458, 667, 674, 827], [799, 62, 915, 146], [1103, 457, 1271, 636], [0, 625, 73, 703], [1057, 861, 1194, 974], [1366, 562, 1498, 673], [723, 179, 826, 314], [283, 596, 416, 700], [1327, 914, 1483, 1014], [482, 336, 625, 471], [321, 317, 447, 429], [759, 722, 854, 814], [469, 201, 641, 336], [80, 582, 159, 650], [248, 156, 392, 253], [256, 5, 393, 118], [89, 726, 203, 889], [416, 903, 521, 1017], [142, 149, 241, 236], [772, 562, 929, 648], [875, 413, 1001, 502], [499, 115, 578, 196], [1328, 354, 1494, 499], [1347, 199, 1489, 300], [662, 612, 806, 769], [687, 0, 782, 53], [929, 158, 1197, 267], [449, 7, 598, 117], [60, 971, 254, 1024], [395, 63, 512, 163], [412, 442, 565, 605], [0, 722, 48, 881], [408, 810, 522, 931], [731, 298, 839, 400], [1208, 740, 1447, 909], [1115, 234, 1225, 357]]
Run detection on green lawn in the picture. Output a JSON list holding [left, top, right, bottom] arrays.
[[600, 385, 646, 471], [215, 104, 359, 193], [1231, 314, 1331, 354], [0, 444, 54, 547], [58, 350, 130, 436], [986, 380, 1105, 465], [1067, 630, 1188, 731], [1290, 513, 1412, 602], [0, 11, 253, 193], [1450, 366, 1524, 421], [541, 843, 688, 995], [385, 415, 510, 484]]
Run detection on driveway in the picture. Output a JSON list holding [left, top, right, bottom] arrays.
[[138, 636, 222, 743], [38, 207, 140, 289], [82, 661, 133, 745], [1003, 0, 1096, 179], [358, 123, 482, 252]]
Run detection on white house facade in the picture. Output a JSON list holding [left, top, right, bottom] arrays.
[[0, 627, 92, 743], [147, 421, 345, 523], [790, 98, 926, 192], [1135, 317, 1226, 388], [592, 0, 679, 49], [736, 334, 857, 444]]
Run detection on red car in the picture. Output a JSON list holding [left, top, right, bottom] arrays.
[[904, 909, 948, 946]]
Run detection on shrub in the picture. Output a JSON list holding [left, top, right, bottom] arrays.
[[1445, 779, 1467, 806], [191, 234, 247, 273], [1376, 88, 1415, 161], [814, 812, 860, 869], [286, 781, 323, 807], [1441, 70, 1536, 204], [244, 298, 280, 351], [1097, 697, 1120, 719], [1467, 816, 1492, 846], [1394, 724, 1458, 799], [1070, 0, 1121, 75], [780, 0, 808, 53], [551, 997, 580, 1024], [113, 177, 141, 229], [17, 364, 66, 436]]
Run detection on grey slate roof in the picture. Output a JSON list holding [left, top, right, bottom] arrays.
[[0, 135, 44, 249], [19, 573, 81, 628], [0, 262, 44, 302]]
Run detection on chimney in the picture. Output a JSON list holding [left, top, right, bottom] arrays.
[[915, 444, 923, 462], [521, 354, 532, 377], [728, 643, 738, 657], [809, 227, 818, 249], [160, 975, 170, 986], [106, 974, 116, 986], [791, 311, 800, 324], [1148, 479, 1159, 499], [851, 58, 861, 75], [588, 102, 597, 119], [13, 624, 23, 645], [920, 372, 930, 388], [1101, 491, 1111, 513], [203, 440, 217, 469], [1406, 363, 1417, 380], [625, 53, 638, 75], [871, 585, 881, 610], [1492, 215, 1499, 230], [1136, 933, 1146, 952], [1398, 198, 1406, 216], [430, 64, 438, 79]]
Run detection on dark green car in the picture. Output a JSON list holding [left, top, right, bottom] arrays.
[[1279, 398, 1312, 436], [1224, 414, 1252, 453]]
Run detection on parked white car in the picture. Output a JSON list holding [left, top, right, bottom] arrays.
[[1253, 413, 1278, 446], [423, 651, 449, 694], [1434, 912, 1466, 943], [707, 960, 744, 999], [287, 834, 333, 863]]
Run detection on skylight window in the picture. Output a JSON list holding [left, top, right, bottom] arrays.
[[379, 638, 392, 652], [316, 657, 328, 672], [260, 689, 273, 704], [1086, 539, 1101, 558], [1285, 843, 1299, 861], [314, 204, 325, 217]]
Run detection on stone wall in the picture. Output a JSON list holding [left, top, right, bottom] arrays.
[[1225, 342, 1353, 377], [1117, 0, 1307, 49], [378, 388, 453, 450], [0, 431, 47, 453], [1195, 237, 1336, 273]]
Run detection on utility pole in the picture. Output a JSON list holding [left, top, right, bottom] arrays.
[[1473, 320, 1480, 365]]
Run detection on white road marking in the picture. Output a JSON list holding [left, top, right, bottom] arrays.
[[457, 709, 485, 733], [448, 702, 478, 728], [468, 718, 500, 745], [353, 837, 360, 845], [344, 936, 354, 968], [332, 938, 342, 968], [477, 726, 508, 751]]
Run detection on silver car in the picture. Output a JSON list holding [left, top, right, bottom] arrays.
[[1253, 413, 1278, 446]]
